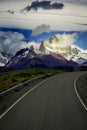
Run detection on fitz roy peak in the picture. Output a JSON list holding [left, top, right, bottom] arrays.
[[39, 35, 87, 65]]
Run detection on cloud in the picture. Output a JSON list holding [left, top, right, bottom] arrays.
[[0, 31, 40, 55], [0, 31, 26, 55], [76, 23, 87, 26], [55, 33, 77, 47], [32, 24, 50, 36], [0, 1, 87, 31], [7, 10, 14, 14], [26, 42, 40, 52], [22, 0, 64, 11], [42, 33, 78, 50]]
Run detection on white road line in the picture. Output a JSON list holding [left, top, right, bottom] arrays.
[[0, 77, 52, 119], [74, 74, 87, 111]]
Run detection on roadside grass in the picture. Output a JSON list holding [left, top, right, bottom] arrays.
[[0, 68, 62, 92], [76, 74, 87, 107]]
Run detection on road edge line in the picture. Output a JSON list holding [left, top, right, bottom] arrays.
[[0, 76, 53, 119], [74, 75, 87, 111]]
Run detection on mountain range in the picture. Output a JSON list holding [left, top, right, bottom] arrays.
[[6, 48, 78, 69], [4, 35, 87, 69]]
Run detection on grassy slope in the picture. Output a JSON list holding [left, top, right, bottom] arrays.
[[0, 68, 61, 92]]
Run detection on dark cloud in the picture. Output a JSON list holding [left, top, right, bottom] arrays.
[[75, 23, 87, 26], [79, 24, 87, 26], [22, 1, 64, 11], [7, 10, 14, 14]]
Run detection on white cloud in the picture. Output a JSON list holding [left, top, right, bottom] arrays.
[[26, 42, 40, 53], [0, 31, 41, 55], [42, 33, 78, 51], [0, 31, 27, 55], [32, 24, 50, 36], [55, 33, 77, 47], [0, 2, 87, 31]]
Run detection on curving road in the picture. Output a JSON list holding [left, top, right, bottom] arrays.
[[0, 72, 87, 130]]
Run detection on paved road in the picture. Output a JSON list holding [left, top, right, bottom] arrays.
[[0, 72, 87, 130]]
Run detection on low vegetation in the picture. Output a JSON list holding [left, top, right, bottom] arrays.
[[0, 68, 62, 92]]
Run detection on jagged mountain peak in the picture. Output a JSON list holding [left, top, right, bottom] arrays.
[[6, 49, 78, 69], [39, 35, 87, 64], [49, 35, 59, 44], [15, 48, 29, 56]]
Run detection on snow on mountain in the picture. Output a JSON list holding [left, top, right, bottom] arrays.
[[39, 35, 87, 64], [2, 34, 87, 67], [5, 34, 80, 69], [6, 47, 78, 69], [0, 52, 12, 66]]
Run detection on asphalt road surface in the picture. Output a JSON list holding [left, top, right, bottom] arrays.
[[0, 72, 87, 130]]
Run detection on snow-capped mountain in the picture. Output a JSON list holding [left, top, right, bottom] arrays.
[[0, 33, 86, 69], [6, 47, 78, 69], [0, 52, 12, 66], [5, 34, 87, 69], [39, 35, 87, 64]]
